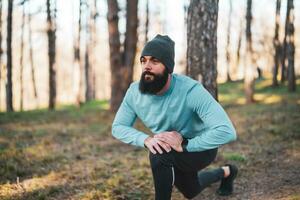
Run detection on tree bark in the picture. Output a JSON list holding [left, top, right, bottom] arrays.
[[19, 1, 26, 111], [107, 0, 138, 112], [28, 0, 38, 103], [244, 0, 255, 103], [6, 0, 14, 112], [272, 0, 281, 87], [92, 0, 98, 99], [74, 0, 84, 105], [187, 0, 219, 100], [85, 1, 93, 102], [144, 0, 149, 44], [47, 0, 57, 110], [286, 0, 295, 92], [85, 0, 98, 101], [225, 0, 232, 82], [0, 0, 2, 106], [235, 20, 243, 78], [281, 0, 289, 83]]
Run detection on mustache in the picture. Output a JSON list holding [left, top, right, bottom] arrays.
[[142, 71, 155, 76]]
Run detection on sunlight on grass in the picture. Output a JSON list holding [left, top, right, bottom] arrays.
[[254, 94, 282, 104], [0, 171, 64, 199], [235, 97, 246, 105], [288, 194, 300, 200]]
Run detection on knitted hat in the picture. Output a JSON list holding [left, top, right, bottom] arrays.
[[141, 34, 175, 73]]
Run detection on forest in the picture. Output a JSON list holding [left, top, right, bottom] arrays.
[[0, 0, 299, 199]]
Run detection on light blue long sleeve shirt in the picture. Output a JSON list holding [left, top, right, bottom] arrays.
[[112, 74, 237, 152]]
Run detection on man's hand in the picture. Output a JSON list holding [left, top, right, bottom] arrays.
[[154, 131, 183, 152], [144, 136, 172, 154]]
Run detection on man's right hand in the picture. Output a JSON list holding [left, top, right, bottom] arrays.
[[144, 136, 172, 154]]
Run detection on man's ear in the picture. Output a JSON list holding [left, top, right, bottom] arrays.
[[140, 56, 145, 62]]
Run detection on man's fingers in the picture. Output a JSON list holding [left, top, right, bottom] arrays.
[[157, 135, 175, 145], [153, 143, 163, 154], [156, 140, 171, 152], [147, 145, 157, 154]]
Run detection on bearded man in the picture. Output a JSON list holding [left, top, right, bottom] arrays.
[[112, 34, 238, 200]]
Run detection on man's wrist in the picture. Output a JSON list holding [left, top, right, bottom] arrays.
[[181, 137, 188, 152], [144, 136, 152, 148]]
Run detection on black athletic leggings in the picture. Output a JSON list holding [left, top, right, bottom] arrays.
[[149, 148, 224, 200]]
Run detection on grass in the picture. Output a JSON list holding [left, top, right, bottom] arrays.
[[221, 152, 247, 162], [0, 78, 299, 200]]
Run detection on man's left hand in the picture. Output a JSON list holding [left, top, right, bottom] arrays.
[[154, 131, 183, 152]]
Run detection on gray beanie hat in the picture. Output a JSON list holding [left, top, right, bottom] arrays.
[[141, 34, 175, 73]]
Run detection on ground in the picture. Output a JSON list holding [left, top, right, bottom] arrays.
[[0, 78, 299, 200]]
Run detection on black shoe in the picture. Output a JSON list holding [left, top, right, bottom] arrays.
[[216, 164, 238, 196]]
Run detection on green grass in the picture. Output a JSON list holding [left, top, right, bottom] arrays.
[[222, 152, 247, 162]]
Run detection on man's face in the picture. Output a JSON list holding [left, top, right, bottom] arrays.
[[139, 56, 169, 94]]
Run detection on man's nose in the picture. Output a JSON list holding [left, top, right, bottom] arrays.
[[144, 61, 152, 71]]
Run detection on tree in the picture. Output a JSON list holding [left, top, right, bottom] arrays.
[[144, 0, 149, 44], [28, 0, 38, 103], [244, 0, 255, 103], [85, 1, 93, 102], [225, 0, 232, 82], [46, 0, 57, 110], [0, 0, 2, 105], [235, 20, 243, 78], [272, 0, 281, 87], [187, 0, 219, 100], [19, 0, 26, 111], [85, 0, 98, 102], [6, 0, 14, 112], [107, 0, 138, 112], [286, 0, 295, 92], [74, 0, 83, 105]]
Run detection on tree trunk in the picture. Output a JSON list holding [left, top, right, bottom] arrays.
[[92, 0, 98, 99], [244, 0, 255, 103], [28, 1, 38, 103], [272, 0, 281, 87], [6, 0, 14, 112], [123, 0, 138, 91], [85, 43, 92, 101], [235, 20, 243, 78], [107, 0, 138, 112], [144, 0, 149, 44], [85, 1, 93, 102], [19, 1, 26, 111], [0, 0, 2, 106], [47, 0, 56, 110], [85, 0, 98, 101], [225, 0, 232, 82], [187, 0, 219, 100], [75, 0, 83, 105], [281, 0, 289, 83], [286, 0, 295, 92]]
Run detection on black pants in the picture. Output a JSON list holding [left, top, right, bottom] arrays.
[[149, 148, 224, 200]]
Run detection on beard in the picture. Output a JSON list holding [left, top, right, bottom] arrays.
[[139, 68, 169, 94]]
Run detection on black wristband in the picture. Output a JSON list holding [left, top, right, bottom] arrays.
[[181, 137, 188, 152]]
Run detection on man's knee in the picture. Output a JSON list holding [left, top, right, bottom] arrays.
[[181, 191, 199, 199], [149, 151, 174, 169], [176, 186, 199, 199]]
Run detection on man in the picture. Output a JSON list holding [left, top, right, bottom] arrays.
[[112, 34, 238, 199]]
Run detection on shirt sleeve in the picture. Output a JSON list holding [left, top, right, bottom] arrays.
[[185, 84, 237, 152], [111, 86, 149, 147]]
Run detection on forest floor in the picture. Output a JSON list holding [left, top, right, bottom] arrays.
[[0, 78, 299, 200]]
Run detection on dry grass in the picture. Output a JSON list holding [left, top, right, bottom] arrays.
[[0, 78, 299, 200]]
